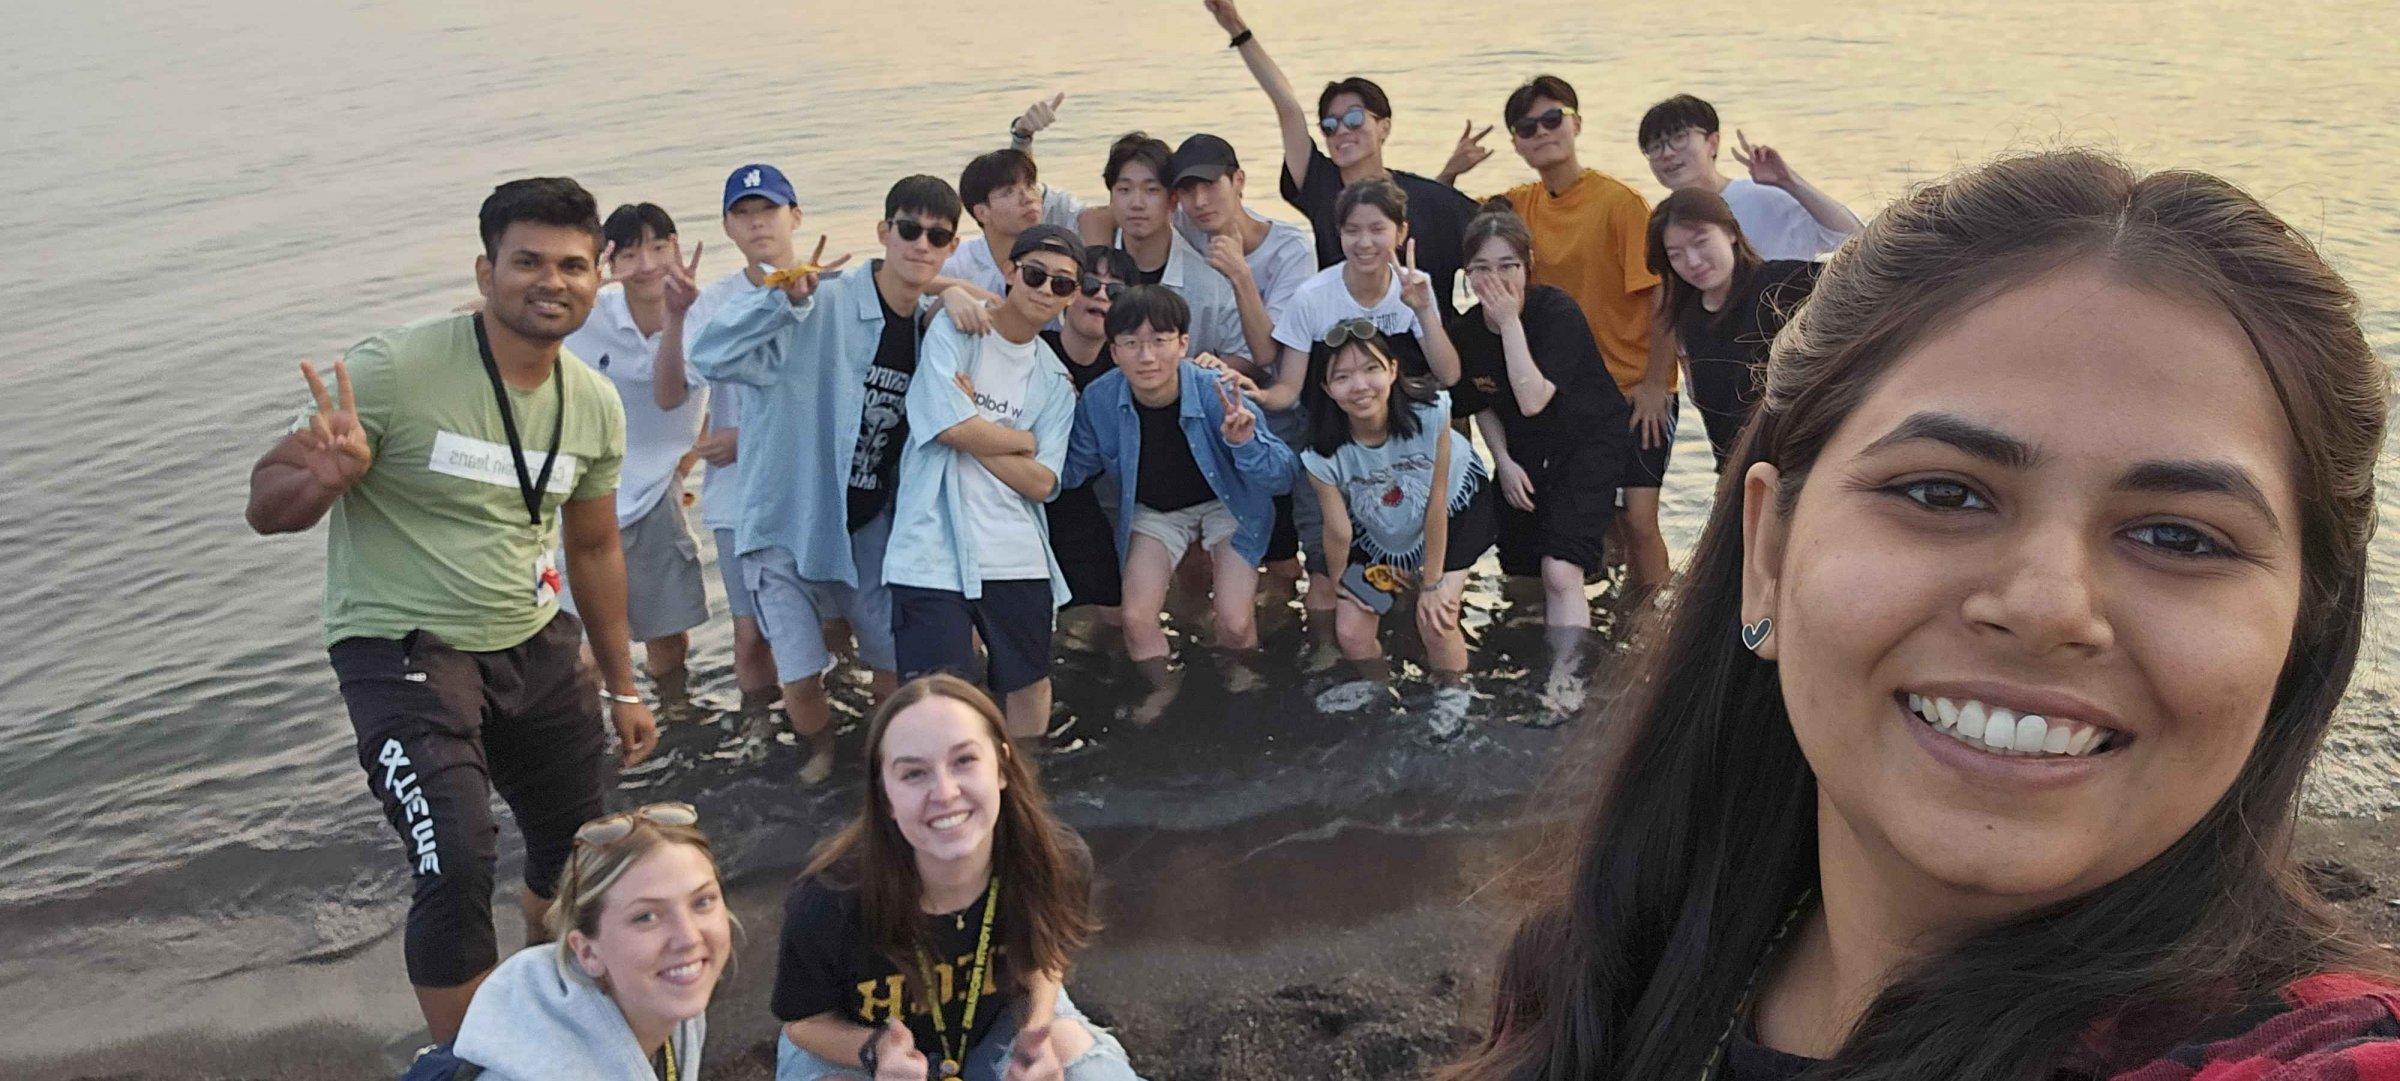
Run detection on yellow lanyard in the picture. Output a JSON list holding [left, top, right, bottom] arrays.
[[656, 1034, 677, 1081], [914, 874, 999, 1079]]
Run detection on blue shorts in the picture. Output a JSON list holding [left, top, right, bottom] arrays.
[[891, 580, 1055, 695], [775, 989, 1141, 1081], [742, 511, 897, 684]]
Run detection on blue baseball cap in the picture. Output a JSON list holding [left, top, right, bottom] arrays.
[[722, 164, 797, 213]]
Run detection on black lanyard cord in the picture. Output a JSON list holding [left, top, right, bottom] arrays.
[[473, 315, 565, 527]]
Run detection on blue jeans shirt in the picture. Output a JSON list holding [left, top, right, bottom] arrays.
[[1061, 362, 1296, 567]]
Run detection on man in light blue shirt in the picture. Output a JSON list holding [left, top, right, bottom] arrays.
[[688, 174, 964, 784], [885, 224, 1084, 746], [1061, 285, 1294, 668]]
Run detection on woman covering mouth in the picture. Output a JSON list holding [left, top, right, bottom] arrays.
[[1441, 149, 2400, 1080], [770, 674, 1149, 1081]]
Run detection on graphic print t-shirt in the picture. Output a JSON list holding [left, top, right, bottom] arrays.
[[771, 875, 1014, 1066], [1300, 392, 1483, 569], [848, 285, 919, 531], [954, 331, 1051, 580]]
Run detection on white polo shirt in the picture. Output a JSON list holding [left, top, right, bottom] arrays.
[[1720, 178, 1851, 262], [563, 286, 708, 527]]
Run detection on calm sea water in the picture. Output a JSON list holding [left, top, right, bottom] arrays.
[[1, 0, 2395, 1060]]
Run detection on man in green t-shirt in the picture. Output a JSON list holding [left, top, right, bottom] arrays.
[[244, 177, 654, 1044]]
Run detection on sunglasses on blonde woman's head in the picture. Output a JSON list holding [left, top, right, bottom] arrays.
[[887, 218, 958, 248], [1319, 106, 1375, 135], [1321, 317, 1381, 348], [1018, 263, 1079, 297], [575, 802, 699, 847], [1511, 105, 1579, 140]]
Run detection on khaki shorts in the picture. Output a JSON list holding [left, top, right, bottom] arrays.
[[1127, 499, 1238, 558]]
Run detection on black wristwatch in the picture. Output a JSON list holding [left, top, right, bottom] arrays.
[[858, 1031, 880, 1075]]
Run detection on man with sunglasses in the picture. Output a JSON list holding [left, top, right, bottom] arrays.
[[690, 175, 964, 786], [1204, 0, 1478, 326], [1638, 93, 1862, 262], [885, 224, 1088, 748]]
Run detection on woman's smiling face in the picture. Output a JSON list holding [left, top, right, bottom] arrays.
[[1745, 261, 2303, 911]]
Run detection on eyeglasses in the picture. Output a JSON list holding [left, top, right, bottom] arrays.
[[1511, 106, 1579, 140], [1110, 332, 1185, 355], [575, 802, 699, 847], [1018, 263, 1079, 297], [1641, 128, 1706, 159], [1079, 276, 1124, 301], [1318, 106, 1377, 135], [1321, 317, 1380, 348], [887, 218, 958, 248]]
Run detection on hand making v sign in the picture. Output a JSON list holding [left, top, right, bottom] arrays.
[[296, 359, 373, 490]]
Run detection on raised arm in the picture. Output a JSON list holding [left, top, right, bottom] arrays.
[[1733, 131, 1864, 241], [653, 241, 706, 410], [1400, 241, 1462, 385], [1205, 0, 1317, 195], [247, 359, 373, 535]]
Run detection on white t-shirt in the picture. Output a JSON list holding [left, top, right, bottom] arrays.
[[1270, 264, 1423, 353], [1172, 205, 1319, 323], [1720, 178, 1850, 262], [563, 286, 706, 526], [684, 270, 765, 533], [953, 331, 1051, 580]]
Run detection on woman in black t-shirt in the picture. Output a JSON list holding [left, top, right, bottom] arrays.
[[771, 675, 1143, 1081], [1449, 200, 1633, 631], [1647, 187, 1822, 471]]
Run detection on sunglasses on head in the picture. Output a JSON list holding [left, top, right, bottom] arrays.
[[575, 802, 698, 848], [887, 218, 957, 248], [1318, 106, 1376, 135], [1079, 276, 1124, 301], [1018, 263, 1080, 297], [1512, 105, 1579, 140], [1321, 317, 1381, 348]]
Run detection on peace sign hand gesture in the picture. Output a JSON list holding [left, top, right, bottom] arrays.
[[297, 360, 373, 489], [662, 240, 704, 317], [1396, 239, 1436, 314], [595, 240, 623, 290], [1731, 129, 1793, 189], [772, 235, 851, 304], [1217, 376, 1257, 446]]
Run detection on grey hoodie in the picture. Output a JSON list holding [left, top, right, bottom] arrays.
[[454, 944, 707, 1081]]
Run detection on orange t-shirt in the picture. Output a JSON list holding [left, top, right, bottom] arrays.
[[1503, 170, 1664, 392]]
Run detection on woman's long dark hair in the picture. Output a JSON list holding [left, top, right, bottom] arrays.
[[1302, 331, 1439, 457], [1445, 150, 2392, 1081], [803, 674, 1097, 1001], [1646, 188, 1765, 335]]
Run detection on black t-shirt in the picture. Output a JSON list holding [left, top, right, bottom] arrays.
[[1281, 145, 1476, 326], [1130, 263, 1167, 287], [1723, 1034, 1816, 1081], [1675, 260, 1821, 376], [1041, 330, 1118, 393], [772, 872, 1013, 1066], [1133, 397, 1216, 512], [848, 271, 919, 531], [1448, 284, 1630, 447]]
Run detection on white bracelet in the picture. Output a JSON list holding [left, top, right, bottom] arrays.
[[600, 689, 642, 705]]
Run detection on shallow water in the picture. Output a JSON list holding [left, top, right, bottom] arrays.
[[1, 0, 2396, 1065]]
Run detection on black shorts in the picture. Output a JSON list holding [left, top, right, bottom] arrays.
[[891, 581, 1056, 694], [1265, 493, 1299, 564], [1046, 483, 1121, 609], [1496, 434, 1621, 576], [328, 611, 608, 989], [1618, 393, 1679, 490]]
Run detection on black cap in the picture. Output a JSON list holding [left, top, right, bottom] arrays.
[[1007, 223, 1087, 269], [1169, 134, 1241, 186]]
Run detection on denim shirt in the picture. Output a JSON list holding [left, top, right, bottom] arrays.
[[881, 318, 1079, 604], [1060, 362, 1297, 566], [687, 268, 896, 586]]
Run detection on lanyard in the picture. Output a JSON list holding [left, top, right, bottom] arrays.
[[1698, 888, 1816, 1081], [473, 314, 565, 527], [914, 874, 999, 1079], [655, 1034, 677, 1081]]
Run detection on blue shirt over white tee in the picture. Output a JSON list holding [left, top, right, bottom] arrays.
[[684, 269, 766, 534]]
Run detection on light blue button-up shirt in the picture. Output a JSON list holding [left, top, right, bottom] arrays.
[[1061, 361, 1296, 567], [881, 318, 1079, 605], [687, 268, 892, 586]]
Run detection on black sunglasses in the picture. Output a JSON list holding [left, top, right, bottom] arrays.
[[1321, 317, 1381, 348], [887, 218, 957, 248], [1511, 105, 1578, 140], [1318, 106, 1376, 135], [1018, 263, 1079, 297], [1079, 276, 1124, 301]]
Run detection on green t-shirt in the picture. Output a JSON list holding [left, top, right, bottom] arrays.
[[308, 313, 625, 651]]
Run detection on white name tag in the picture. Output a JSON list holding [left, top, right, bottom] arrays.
[[428, 431, 580, 494]]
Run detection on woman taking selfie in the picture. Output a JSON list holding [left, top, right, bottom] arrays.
[[1443, 150, 2398, 1080], [772, 674, 1144, 1081], [430, 804, 730, 1080], [1648, 187, 1823, 472]]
